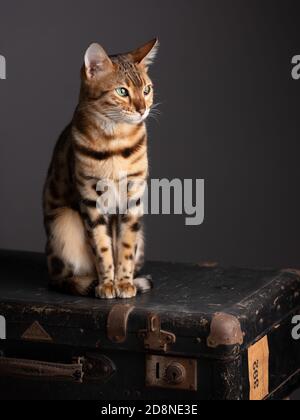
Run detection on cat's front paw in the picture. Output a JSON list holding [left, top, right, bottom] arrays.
[[115, 282, 137, 299], [95, 283, 116, 299]]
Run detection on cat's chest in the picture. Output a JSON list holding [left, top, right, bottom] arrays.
[[93, 155, 132, 181], [89, 136, 147, 180], [76, 132, 147, 181]]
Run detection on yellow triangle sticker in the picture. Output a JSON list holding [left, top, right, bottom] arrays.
[[22, 321, 53, 343]]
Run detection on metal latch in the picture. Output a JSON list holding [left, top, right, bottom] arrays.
[[146, 355, 197, 391], [138, 314, 176, 352]]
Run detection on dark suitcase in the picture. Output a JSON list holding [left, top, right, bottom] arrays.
[[0, 250, 299, 400]]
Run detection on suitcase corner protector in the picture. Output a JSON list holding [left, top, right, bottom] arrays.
[[207, 312, 244, 348]]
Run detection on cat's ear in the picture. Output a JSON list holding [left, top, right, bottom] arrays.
[[84, 43, 113, 79], [129, 38, 159, 69]]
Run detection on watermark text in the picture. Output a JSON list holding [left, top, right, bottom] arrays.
[[94, 175, 205, 226], [0, 54, 6, 80], [291, 55, 300, 80], [292, 315, 300, 340], [0, 315, 6, 339]]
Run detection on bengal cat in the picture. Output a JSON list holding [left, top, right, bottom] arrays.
[[43, 39, 159, 299]]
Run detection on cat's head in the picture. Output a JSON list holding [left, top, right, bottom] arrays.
[[81, 39, 159, 125]]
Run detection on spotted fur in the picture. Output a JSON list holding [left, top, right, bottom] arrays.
[[43, 39, 158, 299]]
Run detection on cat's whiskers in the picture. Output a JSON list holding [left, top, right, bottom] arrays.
[[147, 103, 162, 124]]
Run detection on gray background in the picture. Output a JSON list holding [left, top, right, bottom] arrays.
[[0, 0, 300, 268], [1, 0, 300, 268], [0, 0, 300, 398]]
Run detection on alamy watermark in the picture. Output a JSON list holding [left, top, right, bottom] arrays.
[[291, 55, 300, 80], [0, 54, 6, 80], [0, 315, 6, 339], [292, 315, 300, 340], [93, 174, 205, 226]]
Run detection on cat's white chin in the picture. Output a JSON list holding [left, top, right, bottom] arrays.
[[122, 110, 149, 125]]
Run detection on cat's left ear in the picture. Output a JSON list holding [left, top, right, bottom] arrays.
[[129, 38, 159, 69], [84, 43, 113, 79]]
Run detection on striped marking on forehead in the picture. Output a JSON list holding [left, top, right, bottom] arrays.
[[112, 56, 144, 88]]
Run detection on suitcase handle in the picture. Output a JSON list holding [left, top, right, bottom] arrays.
[[0, 356, 84, 383]]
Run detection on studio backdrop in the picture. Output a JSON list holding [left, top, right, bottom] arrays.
[[0, 0, 300, 267]]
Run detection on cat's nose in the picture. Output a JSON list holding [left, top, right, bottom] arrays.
[[138, 108, 146, 116]]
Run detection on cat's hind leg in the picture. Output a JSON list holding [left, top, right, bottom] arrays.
[[46, 207, 97, 296]]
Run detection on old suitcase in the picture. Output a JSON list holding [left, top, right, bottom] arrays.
[[0, 249, 299, 401]]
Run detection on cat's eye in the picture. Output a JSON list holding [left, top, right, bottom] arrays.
[[116, 87, 129, 97], [144, 85, 152, 96]]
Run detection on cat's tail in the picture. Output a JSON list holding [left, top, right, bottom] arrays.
[[134, 275, 153, 294], [50, 275, 98, 297]]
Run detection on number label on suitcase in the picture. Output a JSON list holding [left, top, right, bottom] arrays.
[[248, 336, 269, 400]]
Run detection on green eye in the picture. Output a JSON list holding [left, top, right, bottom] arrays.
[[116, 87, 129, 97], [144, 85, 152, 96]]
